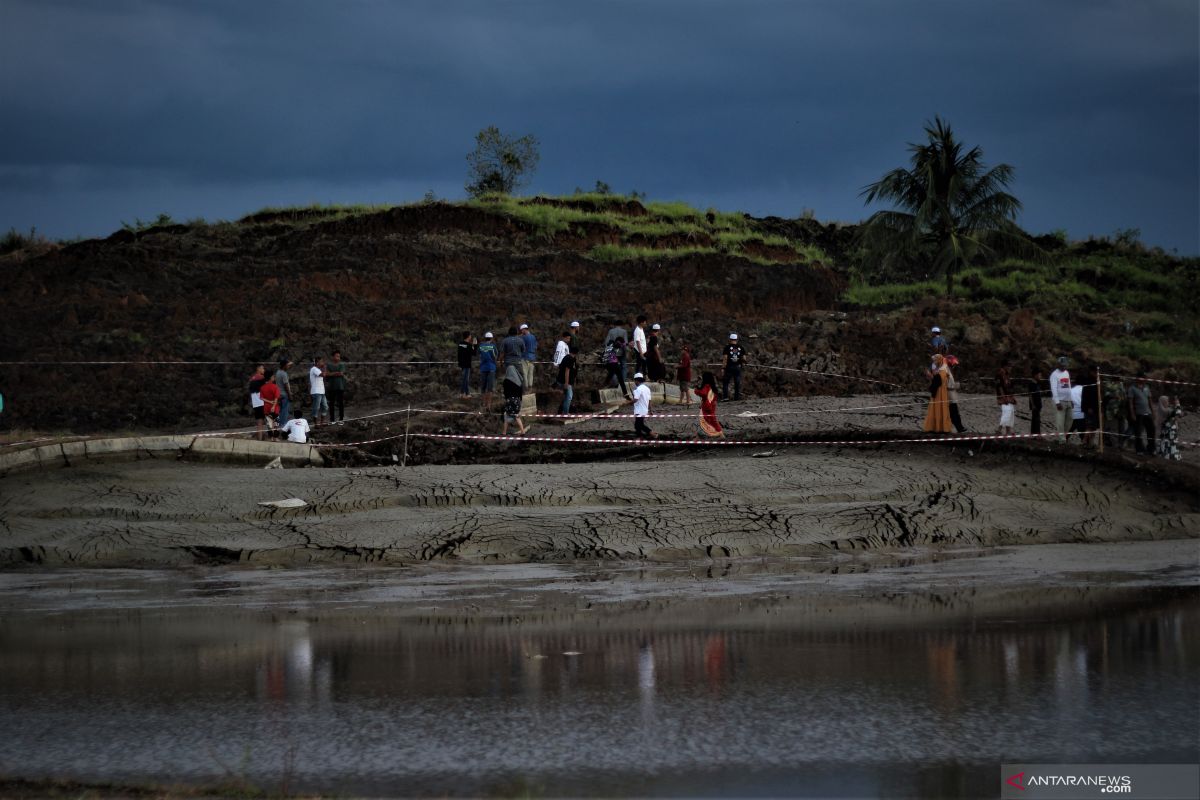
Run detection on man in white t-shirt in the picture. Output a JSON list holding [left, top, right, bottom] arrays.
[[1048, 355, 1073, 443], [281, 416, 310, 443], [309, 356, 328, 426], [626, 372, 656, 439], [551, 331, 570, 388], [632, 315, 648, 377]]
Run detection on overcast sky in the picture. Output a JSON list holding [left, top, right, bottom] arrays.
[[2, 0, 1197, 252]]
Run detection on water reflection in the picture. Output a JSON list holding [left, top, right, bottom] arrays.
[[0, 587, 1196, 797]]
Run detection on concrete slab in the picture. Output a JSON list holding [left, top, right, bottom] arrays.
[[1, 435, 323, 476]]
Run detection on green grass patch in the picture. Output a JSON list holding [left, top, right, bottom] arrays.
[[1096, 338, 1200, 370], [590, 244, 719, 263], [844, 280, 944, 306]]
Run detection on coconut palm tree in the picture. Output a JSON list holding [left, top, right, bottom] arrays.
[[860, 117, 1026, 296]]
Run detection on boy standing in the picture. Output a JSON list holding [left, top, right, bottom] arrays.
[[627, 372, 656, 439]]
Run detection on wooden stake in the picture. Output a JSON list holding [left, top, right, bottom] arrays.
[[1097, 371, 1104, 455], [402, 404, 411, 466]]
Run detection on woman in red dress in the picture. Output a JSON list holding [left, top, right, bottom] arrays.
[[695, 371, 725, 438]]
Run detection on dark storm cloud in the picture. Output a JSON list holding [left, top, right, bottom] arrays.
[[0, 0, 1196, 251]]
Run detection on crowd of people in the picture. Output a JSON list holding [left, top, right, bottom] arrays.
[[238, 321, 1185, 458], [452, 317, 744, 439], [922, 327, 1184, 460]]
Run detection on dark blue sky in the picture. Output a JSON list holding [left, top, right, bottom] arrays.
[[2, 0, 1197, 252]]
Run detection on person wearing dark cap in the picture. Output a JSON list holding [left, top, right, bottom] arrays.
[[1127, 373, 1155, 454]]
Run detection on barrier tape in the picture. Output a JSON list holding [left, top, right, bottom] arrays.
[[313, 427, 1175, 450], [395, 430, 1114, 448], [1100, 372, 1200, 388]]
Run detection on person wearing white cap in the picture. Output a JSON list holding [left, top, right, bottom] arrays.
[[567, 320, 581, 353], [647, 323, 666, 382], [477, 332, 498, 411], [519, 323, 537, 393], [624, 372, 656, 439], [722, 333, 746, 401], [930, 326, 948, 354]]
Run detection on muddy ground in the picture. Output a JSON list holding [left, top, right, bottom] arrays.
[[3, 400, 1196, 567]]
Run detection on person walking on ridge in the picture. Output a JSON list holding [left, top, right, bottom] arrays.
[[626, 372, 656, 439], [500, 361, 527, 436]]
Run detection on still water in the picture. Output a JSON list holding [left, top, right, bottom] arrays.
[[0, 573, 1197, 798]]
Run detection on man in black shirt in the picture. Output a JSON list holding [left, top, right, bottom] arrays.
[[722, 333, 746, 401], [558, 350, 576, 414], [1027, 367, 1046, 435], [457, 331, 477, 397]]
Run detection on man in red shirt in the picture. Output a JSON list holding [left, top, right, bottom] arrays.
[[259, 379, 281, 436]]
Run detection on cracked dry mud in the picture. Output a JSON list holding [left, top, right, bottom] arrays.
[[2, 445, 1195, 567]]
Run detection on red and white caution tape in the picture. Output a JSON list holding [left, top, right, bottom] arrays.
[[1100, 372, 1200, 388]]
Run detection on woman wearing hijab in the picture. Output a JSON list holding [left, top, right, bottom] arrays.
[[1156, 395, 1183, 461], [924, 355, 953, 433], [944, 355, 967, 433], [696, 371, 725, 438]]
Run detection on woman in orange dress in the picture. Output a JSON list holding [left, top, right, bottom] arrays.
[[696, 371, 725, 438], [923, 354, 953, 433]]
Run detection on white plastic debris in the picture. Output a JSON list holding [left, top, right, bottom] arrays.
[[751, 450, 776, 458], [257, 498, 307, 509], [263, 457, 283, 470]]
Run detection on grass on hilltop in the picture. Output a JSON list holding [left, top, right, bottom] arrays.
[[470, 193, 825, 264], [846, 243, 1199, 369]]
